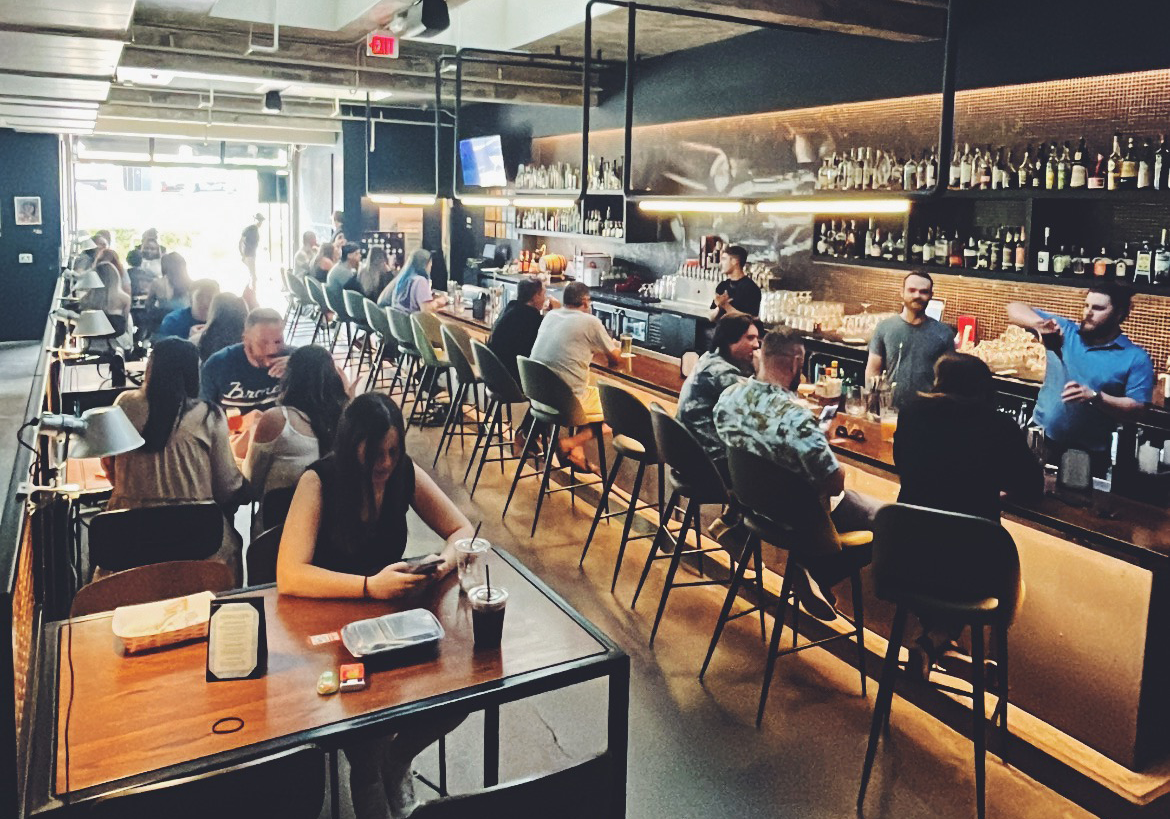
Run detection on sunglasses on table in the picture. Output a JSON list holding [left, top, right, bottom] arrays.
[[834, 425, 867, 442]]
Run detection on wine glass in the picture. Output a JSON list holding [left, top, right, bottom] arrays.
[[859, 301, 872, 315]]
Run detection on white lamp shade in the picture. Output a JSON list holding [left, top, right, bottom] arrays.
[[52, 406, 145, 459], [73, 269, 105, 291], [73, 310, 116, 338]]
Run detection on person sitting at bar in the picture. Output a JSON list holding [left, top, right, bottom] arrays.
[[133, 228, 167, 277], [78, 261, 133, 349], [893, 351, 1042, 679], [1006, 281, 1154, 474], [156, 278, 219, 341], [310, 242, 337, 284], [101, 338, 245, 577], [244, 345, 349, 535], [277, 392, 472, 819], [125, 248, 157, 299], [381, 248, 447, 314], [529, 281, 623, 470], [94, 247, 132, 294], [144, 251, 192, 334], [200, 308, 290, 414], [327, 242, 364, 302], [709, 244, 761, 321], [359, 245, 395, 299], [714, 327, 881, 621], [676, 314, 761, 481], [292, 230, 318, 281], [487, 276, 559, 386], [865, 271, 955, 408], [195, 292, 249, 362]]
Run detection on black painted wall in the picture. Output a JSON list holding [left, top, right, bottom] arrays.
[[0, 130, 61, 342]]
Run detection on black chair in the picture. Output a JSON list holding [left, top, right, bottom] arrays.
[[465, 341, 527, 499], [343, 289, 377, 375], [700, 447, 872, 727], [435, 324, 485, 468], [363, 298, 398, 392], [246, 524, 283, 586], [89, 502, 225, 573], [71, 560, 235, 617], [387, 308, 423, 411], [84, 744, 326, 819], [261, 485, 296, 531], [579, 383, 665, 592], [858, 504, 1019, 819], [631, 407, 728, 646], [505, 357, 607, 538]]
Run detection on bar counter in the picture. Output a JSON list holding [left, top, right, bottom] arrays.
[[439, 302, 1170, 776]]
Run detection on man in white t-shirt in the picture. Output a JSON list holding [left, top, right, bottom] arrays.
[[530, 281, 623, 467]]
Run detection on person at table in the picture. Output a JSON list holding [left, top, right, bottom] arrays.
[[676, 314, 761, 480], [865, 271, 955, 409], [200, 308, 290, 414], [310, 242, 337, 284], [195, 292, 249, 362], [244, 345, 349, 535], [278, 392, 472, 819], [292, 230, 318, 280], [487, 275, 560, 386], [709, 244, 762, 321], [381, 248, 447, 314], [1007, 281, 1154, 474], [144, 251, 192, 334], [530, 281, 623, 469], [101, 338, 246, 577], [156, 278, 219, 341], [78, 261, 133, 347], [893, 351, 1042, 678], [327, 241, 364, 302], [125, 248, 157, 299], [359, 245, 394, 299], [133, 228, 166, 277], [714, 327, 882, 621]]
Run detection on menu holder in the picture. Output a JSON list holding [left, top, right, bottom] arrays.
[[206, 597, 267, 682]]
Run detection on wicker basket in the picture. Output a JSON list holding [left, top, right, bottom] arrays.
[[112, 591, 215, 654]]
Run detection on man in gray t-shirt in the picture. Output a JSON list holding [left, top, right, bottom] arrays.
[[865, 271, 955, 408]]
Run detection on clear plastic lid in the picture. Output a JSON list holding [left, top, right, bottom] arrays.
[[341, 609, 445, 658]]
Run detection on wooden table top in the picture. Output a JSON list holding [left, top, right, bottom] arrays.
[[63, 457, 111, 495], [54, 549, 609, 795]]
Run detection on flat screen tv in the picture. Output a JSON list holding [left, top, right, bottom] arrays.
[[459, 135, 507, 188]]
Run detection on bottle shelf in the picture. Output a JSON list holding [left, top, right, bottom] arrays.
[[509, 189, 625, 197], [517, 228, 625, 240], [944, 188, 1170, 202]]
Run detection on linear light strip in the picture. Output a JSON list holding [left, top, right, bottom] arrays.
[[757, 199, 910, 215], [638, 199, 744, 214]]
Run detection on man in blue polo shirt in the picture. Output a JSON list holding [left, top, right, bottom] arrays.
[[1007, 281, 1154, 473]]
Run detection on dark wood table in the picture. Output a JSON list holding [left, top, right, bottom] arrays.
[[25, 548, 629, 815]]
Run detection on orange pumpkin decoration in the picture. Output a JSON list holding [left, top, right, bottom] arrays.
[[541, 253, 568, 275]]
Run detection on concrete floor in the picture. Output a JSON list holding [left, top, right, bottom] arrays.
[[395, 414, 1096, 819]]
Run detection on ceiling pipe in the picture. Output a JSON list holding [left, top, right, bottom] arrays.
[[244, 0, 281, 55]]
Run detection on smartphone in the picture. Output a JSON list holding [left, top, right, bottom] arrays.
[[402, 554, 444, 575], [818, 405, 839, 424]]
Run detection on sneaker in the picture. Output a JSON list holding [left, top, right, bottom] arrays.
[[789, 565, 838, 622], [386, 769, 419, 819]]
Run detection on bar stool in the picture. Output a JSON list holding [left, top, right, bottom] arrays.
[[434, 324, 484, 467], [343, 290, 376, 376], [631, 406, 729, 646], [579, 383, 665, 592], [858, 504, 1018, 819], [466, 341, 527, 498], [409, 312, 453, 428], [362, 299, 397, 393], [387, 308, 422, 407], [505, 357, 607, 538], [285, 274, 313, 342], [323, 285, 354, 357], [303, 277, 333, 347], [700, 447, 871, 726]]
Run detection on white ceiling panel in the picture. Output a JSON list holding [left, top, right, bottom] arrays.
[[0, 0, 135, 32], [0, 32, 123, 76], [0, 75, 111, 102], [0, 104, 100, 119], [2, 112, 98, 124], [16, 124, 95, 134], [0, 97, 100, 110]]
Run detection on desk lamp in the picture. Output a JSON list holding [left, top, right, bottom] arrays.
[[40, 405, 144, 459]]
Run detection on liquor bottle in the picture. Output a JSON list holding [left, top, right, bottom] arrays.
[[1017, 144, 1033, 188], [1137, 138, 1153, 189], [1155, 229, 1170, 284], [1002, 228, 1016, 271], [1092, 247, 1112, 278], [1035, 227, 1051, 274], [1156, 135, 1170, 191], [1107, 134, 1123, 190], [924, 148, 938, 189], [1052, 245, 1071, 276], [934, 228, 948, 264], [1001, 148, 1015, 189], [911, 231, 924, 263], [959, 143, 973, 189], [1070, 137, 1088, 188], [1088, 154, 1106, 189], [1135, 238, 1153, 282], [833, 220, 847, 256], [963, 235, 978, 268], [948, 230, 964, 267], [881, 231, 896, 260], [1116, 242, 1134, 280], [894, 230, 906, 262], [1119, 137, 1138, 189], [1031, 146, 1045, 188], [861, 147, 875, 190], [921, 227, 935, 264], [844, 220, 858, 257], [1014, 225, 1028, 271], [988, 227, 1003, 270], [949, 145, 962, 188], [1056, 142, 1071, 190], [1044, 142, 1058, 190], [978, 146, 993, 189], [878, 151, 894, 190], [816, 221, 830, 255], [902, 153, 917, 191]]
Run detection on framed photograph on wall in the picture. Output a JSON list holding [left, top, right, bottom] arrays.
[[14, 196, 42, 226]]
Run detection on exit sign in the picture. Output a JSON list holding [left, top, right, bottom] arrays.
[[366, 31, 399, 58]]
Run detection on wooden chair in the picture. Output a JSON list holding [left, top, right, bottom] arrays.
[[245, 524, 283, 587], [71, 560, 235, 617], [88, 501, 225, 573]]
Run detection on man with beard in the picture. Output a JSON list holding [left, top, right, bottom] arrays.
[[714, 327, 880, 621], [1007, 281, 1153, 474], [865, 271, 954, 408]]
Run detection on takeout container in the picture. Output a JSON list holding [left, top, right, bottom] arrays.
[[341, 609, 445, 659], [111, 591, 215, 653]]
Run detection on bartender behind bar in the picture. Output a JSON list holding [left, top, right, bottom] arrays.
[[710, 244, 762, 321], [1007, 281, 1154, 474], [865, 271, 955, 408]]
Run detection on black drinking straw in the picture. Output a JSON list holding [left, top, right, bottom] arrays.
[[486, 565, 492, 599], [472, 520, 483, 544]]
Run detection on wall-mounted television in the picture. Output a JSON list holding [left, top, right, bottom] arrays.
[[458, 135, 507, 188]]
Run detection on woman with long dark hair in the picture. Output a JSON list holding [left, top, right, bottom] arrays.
[[144, 252, 193, 336], [310, 242, 338, 283], [100, 338, 245, 572], [79, 261, 133, 343], [278, 392, 471, 818], [196, 292, 248, 362], [243, 345, 349, 530], [358, 245, 393, 299]]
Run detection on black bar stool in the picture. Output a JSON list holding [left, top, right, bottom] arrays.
[[504, 356, 607, 538], [435, 323, 484, 468], [466, 341, 527, 498], [579, 383, 665, 592], [387, 308, 422, 409], [631, 406, 729, 646], [409, 312, 454, 428], [700, 447, 872, 727], [858, 504, 1018, 819]]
